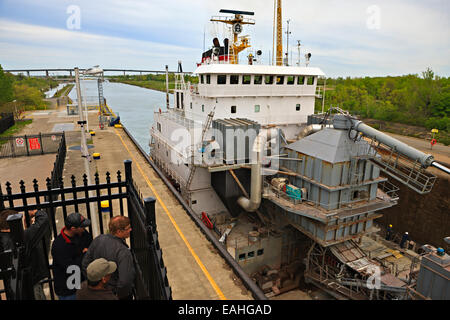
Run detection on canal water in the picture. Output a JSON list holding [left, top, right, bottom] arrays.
[[65, 79, 172, 154]]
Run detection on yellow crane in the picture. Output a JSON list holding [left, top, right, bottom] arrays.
[[210, 9, 255, 64]]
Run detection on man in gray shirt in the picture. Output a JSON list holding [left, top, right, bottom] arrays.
[[82, 216, 135, 299]]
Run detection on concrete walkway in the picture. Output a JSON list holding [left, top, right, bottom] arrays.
[[1, 103, 252, 300]]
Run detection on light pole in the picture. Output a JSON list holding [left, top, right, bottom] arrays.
[[12, 99, 17, 120]]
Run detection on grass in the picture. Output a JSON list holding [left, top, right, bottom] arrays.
[[53, 84, 74, 98], [110, 79, 174, 92]]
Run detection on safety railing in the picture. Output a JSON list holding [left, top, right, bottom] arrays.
[[0, 160, 171, 300]]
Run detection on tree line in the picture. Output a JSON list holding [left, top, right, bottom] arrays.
[[0, 65, 58, 114], [317, 68, 449, 132]]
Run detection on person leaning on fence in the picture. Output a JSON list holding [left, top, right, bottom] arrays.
[[0, 209, 51, 300], [82, 216, 135, 300], [51, 212, 93, 300], [76, 258, 118, 300]]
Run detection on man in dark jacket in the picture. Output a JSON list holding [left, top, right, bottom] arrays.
[[0, 209, 50, 300], [51, 212, 92, 300], [82, 215, 135, 299]]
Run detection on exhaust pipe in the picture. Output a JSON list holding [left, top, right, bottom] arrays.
[[238, 129, 278, 212]]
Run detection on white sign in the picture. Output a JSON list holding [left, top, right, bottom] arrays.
[[15, 137, 25, 147], [51, 135, 57, 141]]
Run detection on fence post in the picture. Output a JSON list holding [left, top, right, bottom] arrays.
[[24, 135, 29, 156], [6, 213, 25, 248], [0, 183, 4, 211], [39, 132, 44, 155], [124, 159, 133, 184], [143, 197, 156, 233]]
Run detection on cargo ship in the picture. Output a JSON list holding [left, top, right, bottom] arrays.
[[150, 8, 450, 299]]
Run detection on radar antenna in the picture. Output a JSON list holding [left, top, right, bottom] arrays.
[[210, 9, 255, 64]]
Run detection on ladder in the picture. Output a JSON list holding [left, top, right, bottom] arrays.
[[185, 107, 215, 192], [97, 78, 104, 110]]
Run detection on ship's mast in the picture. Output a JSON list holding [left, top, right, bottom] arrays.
[[276, 0, 283, 66], [210, 9, 255, 64]]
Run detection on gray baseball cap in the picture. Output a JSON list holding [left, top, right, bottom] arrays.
[[87, 258, 117, 282]]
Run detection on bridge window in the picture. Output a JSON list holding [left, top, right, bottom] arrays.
[[206, 74, 210, 84], [217, 74, 226, 84], [257, 249, 264, 256], [231, 105, 237, 114], [265, 75, 273, 85], [200, 75, 204, 84], [238, 253, 246, 260], [243, 75, 251, 84], [287, 76, 295, 85], [230, 75, 239, 84], [307, 76, 315, 85], [296, 104, 301, 111], [254, 75, 262, 84], [254, 105, 260, 113], [247, 251, 255, 258], [276, 76, 284, 85], [297, 76, 305, 85], [202, 105, 204, 112], [157, 122, 161, 132]]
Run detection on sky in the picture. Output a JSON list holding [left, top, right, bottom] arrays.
[[0, 0, 449, 77]]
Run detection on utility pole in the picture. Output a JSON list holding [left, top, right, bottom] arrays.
[[296, 40, 301, 66], [165, 65, 169, 109], [74, 67, 99, 237], [285, 19, 291, 66], [74, 67, 89, 159]]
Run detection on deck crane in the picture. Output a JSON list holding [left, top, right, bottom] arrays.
[[210, 9, 255, 64]]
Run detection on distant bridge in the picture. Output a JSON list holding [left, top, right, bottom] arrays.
[[4, 68, 192, 78]]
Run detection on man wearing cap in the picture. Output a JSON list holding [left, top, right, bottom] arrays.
[[76, 258, 118, 300], [51, 212, 93, 300], [82, 215, 135, 300]]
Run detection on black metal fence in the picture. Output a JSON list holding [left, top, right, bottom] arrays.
[[0, 132, 65, 159], [0, 113, 14, 134], [0, 160, 171, 300]]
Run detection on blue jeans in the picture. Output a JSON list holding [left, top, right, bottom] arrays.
[[58, 294, 77, 300]]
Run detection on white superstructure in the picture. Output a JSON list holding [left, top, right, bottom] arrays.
[[150, 9, 325, 216]]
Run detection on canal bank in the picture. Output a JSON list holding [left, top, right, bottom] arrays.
[[0, 100, 257, 300]]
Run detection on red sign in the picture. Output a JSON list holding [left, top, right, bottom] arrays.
[[28, 138, 41, 150]]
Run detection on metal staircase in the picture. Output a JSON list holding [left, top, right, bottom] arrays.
[[185, 107, 216, 193]]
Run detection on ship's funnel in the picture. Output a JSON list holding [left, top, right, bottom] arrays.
[[213, 37, 220, 48], [224, 38, 229, 55]]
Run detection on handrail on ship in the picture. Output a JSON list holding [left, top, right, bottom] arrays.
[[121, 125, 267, 300]]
